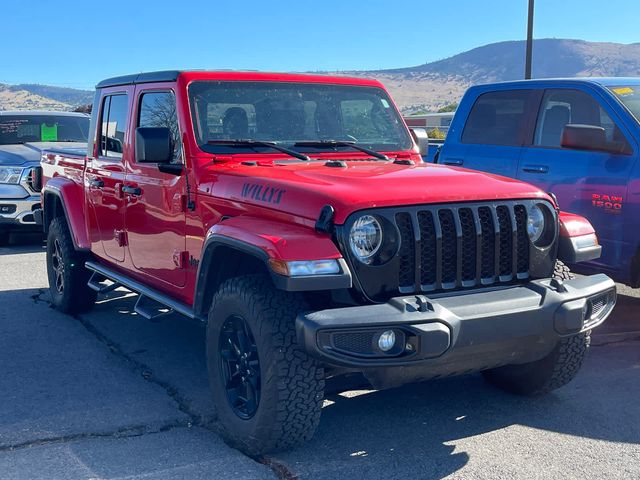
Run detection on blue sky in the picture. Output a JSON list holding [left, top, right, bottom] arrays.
[[2, 0, 639, 90]]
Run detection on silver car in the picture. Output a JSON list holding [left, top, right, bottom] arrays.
[[0, 110, 89, 245]]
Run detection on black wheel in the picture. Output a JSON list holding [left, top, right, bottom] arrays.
[[207, 274, 324, 456], [483, 260, 590, 396], [46, 217, 97, 314], [218, 315, 261, 420]]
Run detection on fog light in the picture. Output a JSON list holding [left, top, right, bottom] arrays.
[[378, 330, 396, 352]]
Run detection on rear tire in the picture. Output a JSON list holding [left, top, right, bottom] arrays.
[[206, 274, 324, 456], [483, 260, 590, 395], [46, 217, 97, 314]]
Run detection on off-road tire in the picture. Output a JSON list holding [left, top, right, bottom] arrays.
[[206, 274, 324, 456], [46, 217, 97, 314], [482, 260, 590, 396]]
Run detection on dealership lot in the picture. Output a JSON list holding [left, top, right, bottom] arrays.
[[1, 239, 639, 480]]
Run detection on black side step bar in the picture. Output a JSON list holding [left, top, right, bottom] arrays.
[[85, 261, 205, 323], [87, 271, 122, 294]]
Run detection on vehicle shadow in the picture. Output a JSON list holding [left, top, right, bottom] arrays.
[[0, 232, 45, 256], [2, 286, 637, 479], [78, 292, 640, 479]]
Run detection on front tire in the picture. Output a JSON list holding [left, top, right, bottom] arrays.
[[46, 217, 97, 314], [206, 274, 324, 456], [483, 260, 590, 395]]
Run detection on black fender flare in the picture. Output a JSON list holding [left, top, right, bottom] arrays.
[[193, 234, 351, 319]]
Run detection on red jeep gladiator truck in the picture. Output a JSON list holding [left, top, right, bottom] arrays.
[[39, 70, 616, 455]]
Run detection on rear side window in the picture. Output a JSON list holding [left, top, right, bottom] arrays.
[[534, 89, 631, 153], [100, 94, 129, 158], [138, 91, 181, 162], [462, 90, 532, 146]]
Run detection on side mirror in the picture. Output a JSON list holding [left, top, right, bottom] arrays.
[[135, 127, 173, 164], [561, 124, 607, 152], [410, 127, 429, 157]]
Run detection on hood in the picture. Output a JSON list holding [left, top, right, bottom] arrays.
[[201, 160, 549, 224], [0, 142, 86, 167]]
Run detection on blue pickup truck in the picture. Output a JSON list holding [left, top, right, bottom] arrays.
[[437, 78, 640, 287]]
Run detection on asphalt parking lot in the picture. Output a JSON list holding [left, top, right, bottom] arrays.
[[1, 236, 639, 480]]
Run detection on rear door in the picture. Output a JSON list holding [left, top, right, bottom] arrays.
[[125, 86, 187, 287], [439, 89, 539, 178], [85, 90, 132, 262], [517, 87, 636, 270]]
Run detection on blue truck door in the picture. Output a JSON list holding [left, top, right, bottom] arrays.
[[517, 87, 636, 271], [439, 89, 539, 178]]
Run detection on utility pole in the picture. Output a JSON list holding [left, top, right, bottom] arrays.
[[525, 0, 534, 79]]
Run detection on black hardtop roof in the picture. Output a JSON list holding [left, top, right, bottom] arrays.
[[96, 70, 182, 89]]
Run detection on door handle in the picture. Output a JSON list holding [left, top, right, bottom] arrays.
[[89, 179, 104, 188], [442, 158, 464, 166], [122, 185, 142, 196], [522, 165, 549, 174]]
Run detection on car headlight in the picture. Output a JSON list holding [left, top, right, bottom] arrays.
[[0, 167, 24, 184], [349, 215, 383, 263], [527, 204, 546, 244]]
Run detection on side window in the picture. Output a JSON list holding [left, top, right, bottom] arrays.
[[462, 90, 532, 146], [138, 91, 182, 162], [100, 94, 128, 158], [534, 89, 631, 153]]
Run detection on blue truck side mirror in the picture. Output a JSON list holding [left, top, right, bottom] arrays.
[[561, 124, 607, 152]]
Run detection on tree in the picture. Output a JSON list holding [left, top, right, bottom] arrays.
[[437, 103, 458, 113]]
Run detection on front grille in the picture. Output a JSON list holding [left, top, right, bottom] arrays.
[[394, 202, 531, 293]]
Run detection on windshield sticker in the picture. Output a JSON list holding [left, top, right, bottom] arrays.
[[40, 123, 58, 141], [380, 99, 390, 108], [612, 87, 634, 96], [242, 183, 286, 204]]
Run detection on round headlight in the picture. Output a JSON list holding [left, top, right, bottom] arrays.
[[349, 215, 382, 263], [527, 204, 545, 244]]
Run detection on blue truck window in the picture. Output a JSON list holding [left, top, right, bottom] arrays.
[[461, 90, 533, 146], [534, 89, 631, 153]]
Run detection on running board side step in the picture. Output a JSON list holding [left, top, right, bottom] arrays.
[[87, 271, 122, 294], [85, 261, 205, 323]]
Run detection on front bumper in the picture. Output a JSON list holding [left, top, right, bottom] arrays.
[[0, 195, 41, 229], [297, 274, 616, 372]]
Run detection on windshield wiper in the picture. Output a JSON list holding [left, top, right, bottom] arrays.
[[207, 139, 310, 161], [293, 140, 389, 160]]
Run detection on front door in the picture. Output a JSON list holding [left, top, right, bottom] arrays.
[[439, 89, 540, 178], [125, 87, 187, 287], [517, 87, 636, 271], [85, 90, 132, 262]]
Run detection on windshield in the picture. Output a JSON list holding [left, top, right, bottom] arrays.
[[608, 86, 640, 123], [188, 81, 413, 155], [0, 114, 89, 145]]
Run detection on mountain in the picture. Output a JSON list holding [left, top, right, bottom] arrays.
[[9, 84, 93, 106], [0, 84, 92, 111], [3, 39, 640, 113], [346, 38, 640, 112]]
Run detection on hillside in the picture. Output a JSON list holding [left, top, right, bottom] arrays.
[[3, 39, 640, 113], [347, 38, 640, 112], [0, 83, 92, 111]]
